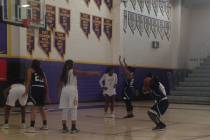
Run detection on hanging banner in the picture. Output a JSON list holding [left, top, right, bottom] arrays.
[[80, 13, 91, 37], [151, 18, 158, 38], [158, 20, 165, 40], [144, 16, 151, 37], [130, 0, 136, 10], [137, 0, 145, 13], [104, 0, 113, 10], [128, 11, 136, 34], [28, 0, 41, 23], [104, 18, 112, 40], [136, 14, 144, 36], [159, 0, 165, 16], [27, 28, 35, 55], [39, 29, 51, 56], [92, 16, 102, 39], [59, 8, 71, 34], [54, 32, 66, 57], [123, 10, 128, 33], [84, 0, 90, 6], [94, 0, 102, 9], [46, 5, 56, 30], [164, 21, 171, 40], [165, 2, 171, 20], [145, 0, 152, 14], [152, 0, 158, 16]]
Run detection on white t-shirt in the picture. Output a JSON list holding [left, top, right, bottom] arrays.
[[99, 73, 118, 96]]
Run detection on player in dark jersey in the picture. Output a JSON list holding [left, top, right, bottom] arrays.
[[23, 60, 49, 132], [119, 56, 135, 118], [143, 75, 169, 130]]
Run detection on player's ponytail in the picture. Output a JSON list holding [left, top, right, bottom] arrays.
[[60, 60, 74, 86]]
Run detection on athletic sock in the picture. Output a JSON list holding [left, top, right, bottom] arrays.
[[43, 120, 47, 126], [71, 124, 76, 130]]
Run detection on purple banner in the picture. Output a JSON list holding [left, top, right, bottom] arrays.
[[94, 0, 102, 9], [27, 28, 35, 55], [59, 8, 71, 34], [104, 0, 113, 10], [39, 29, 51, 56], [54, 32, 66, 57], [46, 5, 56, 30], [0, 23, 7, 54], [92, 16, 102, 39], [104, 18, 112, 40], [80, 13, 90, 37]]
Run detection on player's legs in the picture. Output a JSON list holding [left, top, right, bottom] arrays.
[[39, 107, 48, 130], [62, 108, 69, 133], [110, 95, 115, 114], [70, 108, 79, 133], [104, 95, 109, 114], [4, 105, 11, 125]]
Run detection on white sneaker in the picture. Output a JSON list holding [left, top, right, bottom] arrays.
[[40, 125, 48, 130], [2, 124, 9, 129], [20, 123, 27, 129], [25, 127, 37, 133]]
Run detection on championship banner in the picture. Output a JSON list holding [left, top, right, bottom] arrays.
[[28, 0, 41, 22], [145, 0, 152, 14], [84, 0, 90, 6], [136, 14, 144, 36], [165, 2, 171, 20], [46, 5, 56, 30], [27, 28, 35, 54], [158, 20, 165, 40], [151, 18, 158, 38], [159, 0, 165, 16], [39, 29, 51, 56], [130, 0, 136, 10], [54, 32, 66, 56], [92, 16, 102, 39], [104, 0, 113, 10], [128, 11, 136, 34], [164, 21, 171, 40], [80, 13, 91, 37], [137, 0, 145, 12], [104, 18, 112, 40], [152, 0, 158, 16], [59, 8, 71, 34], [123, 10, 128, 33], [94, 0, 102, 9], [144, 16, 151, 37]]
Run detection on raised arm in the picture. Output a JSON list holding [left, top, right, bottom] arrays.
[[73, 69, 101, 77], [119, 56, 132, 79]]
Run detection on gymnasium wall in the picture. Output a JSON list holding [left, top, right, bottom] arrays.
[[182, 0, 210, 69], [0, 0, 182, 104], [120, 0, 183, 69]]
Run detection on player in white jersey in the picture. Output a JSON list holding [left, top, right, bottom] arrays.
[[2, 79, 28, 129], [57, 60, 101, 133], [99, 67, 118, 118]]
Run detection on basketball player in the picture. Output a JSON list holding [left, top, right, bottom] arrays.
[[119, 56, 135, 118], [57, 60, 101, 133], [24, 60, 50, 132], [99, 67, 118, 118], [143, 76, 169, 130], [2, 79, 27, 129]]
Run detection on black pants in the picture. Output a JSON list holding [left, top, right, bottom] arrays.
[[123, 88, 135, 112]]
